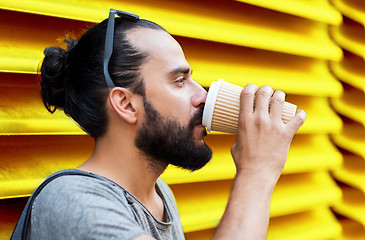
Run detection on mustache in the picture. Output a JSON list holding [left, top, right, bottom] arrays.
[[188, 106, 204, 130]]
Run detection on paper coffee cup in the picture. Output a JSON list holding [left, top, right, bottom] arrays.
[[202, 79, 297, 134]]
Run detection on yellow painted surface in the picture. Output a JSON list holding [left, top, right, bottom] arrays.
[[332, 0, 365, 27], [236, 0, 342, 25], [331, 19, 365, 60], [330, 53, 365, 93], [185, 208, 342, 240], [0, 0, 343, 60], [333, 153, 365, 193], [171, 172, 341, 232], [0, 0, 361, 238], [333, 186, 365, 226]]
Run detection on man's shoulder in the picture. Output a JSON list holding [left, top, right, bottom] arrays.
[[32, 169, 131, 214], [29, 170, 147, 239]]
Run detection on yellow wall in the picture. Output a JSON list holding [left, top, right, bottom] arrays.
[[0, 0, 364, 239]]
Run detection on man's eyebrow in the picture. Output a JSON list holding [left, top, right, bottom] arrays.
[[169, 67, 192, 77]]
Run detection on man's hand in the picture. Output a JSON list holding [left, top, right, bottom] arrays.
[[231, 84, 306, 182], [214, 84, 306, 240]]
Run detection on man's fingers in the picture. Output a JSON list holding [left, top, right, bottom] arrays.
[[270, 90, 285, 120], [286, 109, 307, 133], [240, 84, 259, 116], [254, 85, 273, 115]]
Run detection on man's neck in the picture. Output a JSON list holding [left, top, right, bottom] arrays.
[[77, 133, 167, 207]]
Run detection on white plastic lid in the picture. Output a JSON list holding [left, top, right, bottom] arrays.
[[202, 79, 224, 132]]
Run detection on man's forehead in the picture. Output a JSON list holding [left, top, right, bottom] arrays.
[[126, 27, 183, 58]]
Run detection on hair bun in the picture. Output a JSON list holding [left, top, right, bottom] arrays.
[[40, 46, 69, 113], [42, 47, 68, 86]]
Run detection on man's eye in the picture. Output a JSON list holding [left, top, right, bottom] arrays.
[[175, 77, 186, 85]]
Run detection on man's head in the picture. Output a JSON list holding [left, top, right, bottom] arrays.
[[124, 27, 212, 171], [41, 15, 165, 138], [40, 11, 212, 171]]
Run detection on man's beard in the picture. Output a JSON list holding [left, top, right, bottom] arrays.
[[135, 97, 212, 172]]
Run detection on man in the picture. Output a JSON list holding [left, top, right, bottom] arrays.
[[26, 9, 306, 239]]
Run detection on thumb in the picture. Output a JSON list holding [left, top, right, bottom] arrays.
[[286, 109, 307, 135]]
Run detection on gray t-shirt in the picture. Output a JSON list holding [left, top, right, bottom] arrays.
[[29, 169, 185, 240]]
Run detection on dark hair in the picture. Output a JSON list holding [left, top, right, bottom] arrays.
[[40, 17, 166, 139]]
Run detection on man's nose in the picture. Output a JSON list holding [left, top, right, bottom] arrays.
[[191, 80, 208, 108]]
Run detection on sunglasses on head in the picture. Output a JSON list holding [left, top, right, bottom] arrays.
[[104, 9, 139, 89]]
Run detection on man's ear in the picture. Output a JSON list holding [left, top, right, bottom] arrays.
[[108, 87, 138, 124]]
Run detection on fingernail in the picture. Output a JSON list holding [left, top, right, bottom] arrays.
[[297, 110, 307, 119]]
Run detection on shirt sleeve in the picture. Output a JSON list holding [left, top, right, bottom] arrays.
[[30, 175, 148, 240]]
